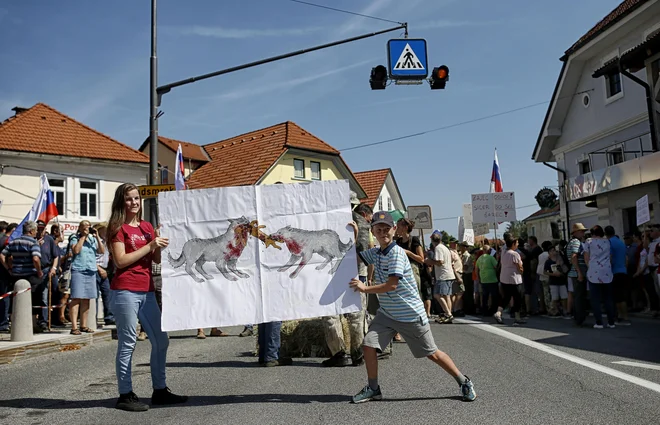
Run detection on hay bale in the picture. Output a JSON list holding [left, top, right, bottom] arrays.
[[254, 317, 351, 358]]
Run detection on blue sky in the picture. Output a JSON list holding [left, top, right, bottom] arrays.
[[0, 0, 623, 237]]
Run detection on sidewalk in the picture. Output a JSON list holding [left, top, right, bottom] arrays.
[[0, 325, 115, 365]]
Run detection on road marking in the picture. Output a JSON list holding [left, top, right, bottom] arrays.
[[612, 361, 660, 371], [457, 316, 660, 394]]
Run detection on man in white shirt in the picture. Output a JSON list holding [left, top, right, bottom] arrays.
[[425, 232, 455, 323], [648, 224, 660, 300]]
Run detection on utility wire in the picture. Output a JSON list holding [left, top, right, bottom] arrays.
[[339, 89, 594, 153], [286, 0, 404, 25]]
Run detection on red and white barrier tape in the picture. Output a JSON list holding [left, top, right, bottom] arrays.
[[0, 286, 31, 300]]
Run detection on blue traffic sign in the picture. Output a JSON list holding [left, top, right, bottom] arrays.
[[387, 38, 428, 80]]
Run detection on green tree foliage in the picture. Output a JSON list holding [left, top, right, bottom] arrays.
[[505, 221, 528, 240]]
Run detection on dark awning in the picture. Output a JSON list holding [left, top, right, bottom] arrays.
[[593, 31, 660, 78]]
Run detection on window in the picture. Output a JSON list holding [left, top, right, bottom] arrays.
[[311, 161, 321, 180], [161, 166, 169, 184], [293, 159, 305, 179], [79, 181, 98, 218], [387, 197, 392, 211], [48, 178, 65, 216], [551, 222, 561, 240], [530, 226, 536, 237], [579, 160, 591, 175], [378, 196, 383, 211], [606, 71, 622, 98], [608, 148, 624, 165]]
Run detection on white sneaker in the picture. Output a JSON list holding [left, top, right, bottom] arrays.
[[593, 324, 604, 329]]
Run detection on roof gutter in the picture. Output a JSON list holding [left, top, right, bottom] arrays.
[[542, 162, 570, 234], [620, 67, 659, 153]]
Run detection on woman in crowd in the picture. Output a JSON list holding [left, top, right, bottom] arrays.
[[68, 220, 103, 335], [494, 238, 525, 325], [107, 183, 188, 412], [583, 225, 615, 328]]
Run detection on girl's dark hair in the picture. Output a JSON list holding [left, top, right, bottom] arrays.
[[506, 238, 517, 249], [397, 218, 415, 233], [541, 240, 553, 251], [590, 225, 605, 238]]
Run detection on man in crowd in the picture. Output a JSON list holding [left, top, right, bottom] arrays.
[[426, 232, 455, 324], [606, 225, 631, 326], [566, 223, 588, 326]]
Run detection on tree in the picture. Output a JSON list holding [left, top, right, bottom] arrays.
[[505, 221, 528, 240]]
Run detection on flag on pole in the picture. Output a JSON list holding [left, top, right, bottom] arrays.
[[175, 144, 186, 191], [490, 148, 503, 193], [10, 174, 59, 241]]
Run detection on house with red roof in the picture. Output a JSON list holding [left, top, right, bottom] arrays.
[[353, 168, 405, 212], [142, 121, 366, 199], [533, 0, 660, 234], [0, 103, 149, 234], [138, 136, 209, 184]]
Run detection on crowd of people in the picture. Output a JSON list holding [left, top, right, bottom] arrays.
[[6, 182, 658, 411]]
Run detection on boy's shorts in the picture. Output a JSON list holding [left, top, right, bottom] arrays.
[[363, 313, 438, 358], [433, 280, 453, 296]]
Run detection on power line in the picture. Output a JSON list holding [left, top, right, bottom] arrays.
[[338, 89, 594, 153], [286, 0, 404, 25], [340, 101, 550, 152]]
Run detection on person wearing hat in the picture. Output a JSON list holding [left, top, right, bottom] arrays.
[[566, 223, 588, 325], [348, 211, 476, 403]]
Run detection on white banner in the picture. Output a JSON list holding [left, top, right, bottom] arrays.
[[637, 195, 650, 226], [462, 229, 475, 246], [158, 180, 361, 331], [471, 192, 517, 224], [462, 203, 473, 229]]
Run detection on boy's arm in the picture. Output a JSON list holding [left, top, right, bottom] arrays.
[[361, 275, 399, 293]]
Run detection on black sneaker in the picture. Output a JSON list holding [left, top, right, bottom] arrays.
[[321, 351, 349, 367], [116, 391, 149, 412], [151, 387, 188, 406]]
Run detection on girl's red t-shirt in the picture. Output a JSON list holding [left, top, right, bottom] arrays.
[[110, 221, 155, 292]]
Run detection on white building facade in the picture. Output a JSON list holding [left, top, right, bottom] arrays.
[[533, 0, 660, 234]]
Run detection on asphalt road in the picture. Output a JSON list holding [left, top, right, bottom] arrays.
[[1, 314, 660, 425]]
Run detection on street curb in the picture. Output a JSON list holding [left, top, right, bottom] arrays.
[[0, 329, 113, 365]]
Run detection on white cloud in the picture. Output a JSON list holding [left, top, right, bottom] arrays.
[[337, 0, 396, 35], [172, 25, 324, 39], [207, 58, 378, 101]]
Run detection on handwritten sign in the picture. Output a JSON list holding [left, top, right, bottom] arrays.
[[462, 228, 475, 245], [462, 203, 473, 228], [636, 195, 650, 226], [471, 192, 517, 223], [473, 223, 490, 236]]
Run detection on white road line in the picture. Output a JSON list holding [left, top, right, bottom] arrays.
[[612, 361, 660, 371], [457, 316, 660, 394]]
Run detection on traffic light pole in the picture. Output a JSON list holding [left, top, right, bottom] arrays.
[[148, 0, 159, 226], [156, 23, 407, 101], [149, 0, 406, 226]]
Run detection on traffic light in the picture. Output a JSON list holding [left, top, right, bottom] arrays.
[[370, 65, 388, 90], [430, 65, 449, 89]]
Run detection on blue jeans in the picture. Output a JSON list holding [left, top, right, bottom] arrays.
[[96, 273, 113, 322], [111, 290, 169, 395], [258, 321, 282, 362]]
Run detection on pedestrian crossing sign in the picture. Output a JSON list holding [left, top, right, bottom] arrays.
[[387, 38, 428, 80]]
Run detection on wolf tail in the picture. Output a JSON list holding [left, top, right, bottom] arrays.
[[338, 238, 354, 254], [167, 249, 186, 268]]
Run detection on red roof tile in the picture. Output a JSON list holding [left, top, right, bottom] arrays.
[[353, 169, 390, 208], [0, 103, 149, 163], [565, 0, 648, 57], [187, 121, 341, 189], [139, 136, 209, 163]]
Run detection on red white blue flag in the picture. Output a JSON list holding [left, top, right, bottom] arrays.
[[490, 149, 503, 193], [10, 174, 59, 241], [175, 144, 186, 191]]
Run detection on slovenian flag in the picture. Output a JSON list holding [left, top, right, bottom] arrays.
[[10, 174, 59, 241], [175, 144, 186, 191], [490, 148, 503, 193]]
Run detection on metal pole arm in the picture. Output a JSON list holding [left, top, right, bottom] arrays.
[[157, 23, 407, 98]]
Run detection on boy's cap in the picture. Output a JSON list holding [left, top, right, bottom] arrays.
[[371, 211, 394, 228]]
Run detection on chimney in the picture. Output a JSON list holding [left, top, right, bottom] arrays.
[[11, 106, 28, 116]]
